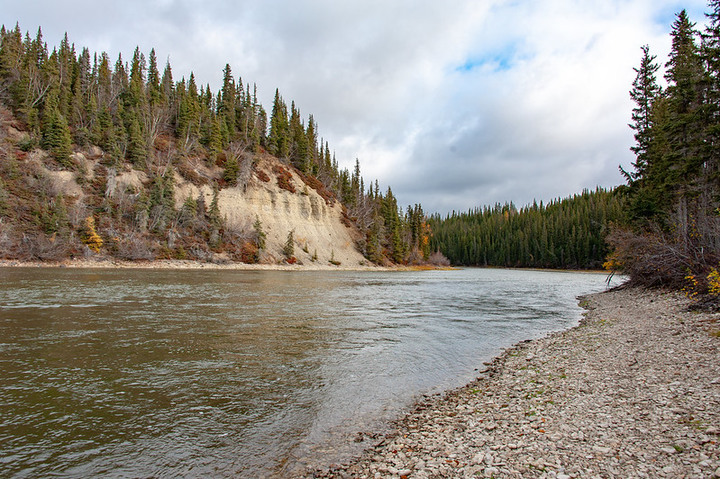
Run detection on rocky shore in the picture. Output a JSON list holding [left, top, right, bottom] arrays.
[[304, 288, 720, 478]]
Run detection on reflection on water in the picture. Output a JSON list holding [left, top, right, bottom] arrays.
[[0, 267, 618, 478]]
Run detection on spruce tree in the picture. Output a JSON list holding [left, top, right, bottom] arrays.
[[283, 230, 295, 258], [627, 45, 661, 183], [268, 88, 289, 158], [41, 91, 73, 166], [664, 10, 705, 188]]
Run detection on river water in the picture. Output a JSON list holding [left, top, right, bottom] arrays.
[[0, 267, 618, 478]]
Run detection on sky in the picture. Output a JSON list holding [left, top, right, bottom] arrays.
[[2, 0, 713, 214]]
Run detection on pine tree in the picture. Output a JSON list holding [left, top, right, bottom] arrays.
[[283, 230, 295, 258], [268, 88, 289, 158], [223, 155, 239, 185], [219, 63, 236, 137], [626, 45, 661, 183], [624, 45, 663, 221], [702, 1, 720, 190], [664, 10, 706, 188], [146, 48, 161, 106], [41, 91, 73, 166], [253, 216, 266, 250]]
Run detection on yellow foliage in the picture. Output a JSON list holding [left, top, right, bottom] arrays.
[[683, 273, 699, 299], [708, 268, 720, 297], [603, 251, 622, 271], [82, 216, 103, 253]]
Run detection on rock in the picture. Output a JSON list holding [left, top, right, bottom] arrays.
[[483, 466, 499, 477]]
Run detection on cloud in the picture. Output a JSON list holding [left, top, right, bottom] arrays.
[[3, 0, 712, 213]]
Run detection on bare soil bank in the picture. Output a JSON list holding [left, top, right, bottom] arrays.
[[304, 288, 720, 478]]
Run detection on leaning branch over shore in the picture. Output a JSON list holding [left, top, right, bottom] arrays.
[[305, 288, 720, 478]]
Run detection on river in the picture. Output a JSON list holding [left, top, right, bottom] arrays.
[[0, 267, 618, 478]]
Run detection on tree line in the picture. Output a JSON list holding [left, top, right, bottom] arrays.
[[0, 24, 433, 264], [429, 188, 625, 269]]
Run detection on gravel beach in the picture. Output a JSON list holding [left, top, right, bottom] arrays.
[[304, 288, 720, 478]]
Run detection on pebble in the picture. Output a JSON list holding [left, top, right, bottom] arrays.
[[301, 289, 720, 478]]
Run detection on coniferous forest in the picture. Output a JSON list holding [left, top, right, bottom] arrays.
[[607, 3, 720, 300], [429, 188, 625, 269]]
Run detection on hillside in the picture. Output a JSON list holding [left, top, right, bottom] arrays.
[[0, 25, 437, 267], [0, 106, 367, 266]]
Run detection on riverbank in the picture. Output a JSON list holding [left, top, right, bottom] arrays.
[[304, 287, 720, 478], [0, 258, 390, 271]]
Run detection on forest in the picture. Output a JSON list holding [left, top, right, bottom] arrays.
[[0, 24, 431, 265], [429, 188, 625, 269], [607, 2, 720, 301]]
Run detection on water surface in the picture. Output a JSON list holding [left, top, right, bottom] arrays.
[[0, 267, 617, 477]]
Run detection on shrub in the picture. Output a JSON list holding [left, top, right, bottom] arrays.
[[81, 216, 103, 253], [428, 250, 451, 267], [273, 165, 296, 193], [256, 169, 270, 182], [240, 241, 259, 263]]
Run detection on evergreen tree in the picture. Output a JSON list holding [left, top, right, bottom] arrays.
[[268, 88, 289, 158], [253, 216, 266, 250], [41, 91, 73, 166], [624, 45, 663, 221], [626, 45, 662, 183], [283, 230, 295, 258], [146, 48, 161, 106], [219, 63, 236, 137], [664, 10, 706, 189]]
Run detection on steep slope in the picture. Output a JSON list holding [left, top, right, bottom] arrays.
[[0, 107, 367, 266], [172, 154, 366, 266]]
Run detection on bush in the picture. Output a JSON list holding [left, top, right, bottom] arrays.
[[115, 233, 155, 260], [256, 169, 270, 182], [605, 226, 719, 290], [273, 165, 296, 193], [428, 250, 451, 267]]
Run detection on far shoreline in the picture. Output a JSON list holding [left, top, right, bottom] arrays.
[[0, 258, 609, 275], [0, 258, 460, 272], [0, 258, 387, 272]]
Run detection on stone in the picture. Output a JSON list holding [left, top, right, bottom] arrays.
[[592, 446, 612, 455]]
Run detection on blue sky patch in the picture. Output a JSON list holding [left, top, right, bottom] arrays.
[[455, 42, 520, 73], [652, 3, 709, 29]]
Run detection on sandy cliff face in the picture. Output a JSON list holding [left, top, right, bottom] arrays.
[[29, 143, 366, 265], [174, 156, 367, 266]]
